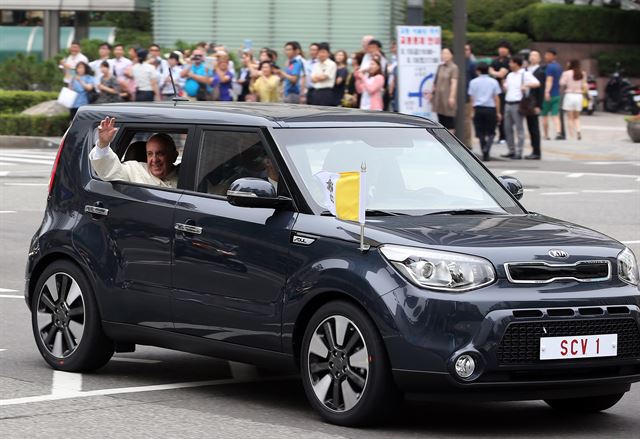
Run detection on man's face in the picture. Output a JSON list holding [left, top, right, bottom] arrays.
[[544, 52, 555, 63], [99, 45, 111, 59], [146, 139, 176, 179], [367, 44, 378, 55], [114, 46, 124, 58], [149, 45, 161, 58], [509, 60, 519, 71], [361, 36, 373, 51], [218, 57, 229, 71], [498, 47, 509, 58], [529, 51, 541, 65], [70, 44, 80, 55], [285, 45, 295, 59], [191, 50, 204, 64], [317, 49, 329, 62], [465, 45, 471, 58], [309, 45, 319, 59]]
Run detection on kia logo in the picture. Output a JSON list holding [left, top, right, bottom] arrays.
[[548, 249, 569, 259]]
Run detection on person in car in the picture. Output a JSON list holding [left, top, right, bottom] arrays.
[[90, 116, 179, 188]]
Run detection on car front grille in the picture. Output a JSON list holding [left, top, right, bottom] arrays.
[[497, 318, 640, 365], [504, 260, 610, 284]]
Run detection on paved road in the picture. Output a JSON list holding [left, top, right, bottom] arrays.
[[1, 148, 639, 438]]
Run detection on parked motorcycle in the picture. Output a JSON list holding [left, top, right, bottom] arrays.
[[604, 64, 640, 115], [582, 75, 598, 115]]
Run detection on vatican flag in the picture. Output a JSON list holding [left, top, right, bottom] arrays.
[[314, 168, 366, 225]]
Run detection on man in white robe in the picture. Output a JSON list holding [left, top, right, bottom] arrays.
[[89, 117, 179, 188]]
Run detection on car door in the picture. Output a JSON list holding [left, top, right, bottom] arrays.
[[74, 122, 195, 329], [171, 126, 296, 351]]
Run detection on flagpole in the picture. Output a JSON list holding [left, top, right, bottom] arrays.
[[359, 161, 370, 252]]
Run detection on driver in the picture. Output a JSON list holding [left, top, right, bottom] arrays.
[[90, 116, 179, 188]]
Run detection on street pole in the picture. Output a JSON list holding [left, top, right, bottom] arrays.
[[406, 0, 424, 25], [453, 0, 467, 140], [43, 10, 60, 60]]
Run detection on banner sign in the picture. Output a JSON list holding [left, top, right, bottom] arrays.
[[396, 26, 441, 120]]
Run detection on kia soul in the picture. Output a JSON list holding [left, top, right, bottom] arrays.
[[25, 103, 640, 426]]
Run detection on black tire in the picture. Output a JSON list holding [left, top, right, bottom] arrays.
[[604, 96, 618, 113], [300, 300, 400, 426], [544, 393, 625, 413], [31, 259, 114, 372]]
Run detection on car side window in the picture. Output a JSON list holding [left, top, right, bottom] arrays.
[[196, 130, 285, 197]]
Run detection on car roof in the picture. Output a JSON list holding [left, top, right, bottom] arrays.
[[78, 102, 441, 129]]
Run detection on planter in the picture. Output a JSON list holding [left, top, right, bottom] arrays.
[[628, 121, 640, 143]]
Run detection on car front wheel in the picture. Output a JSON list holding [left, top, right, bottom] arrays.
[[300, 300, 399, 426], [31, 260, 114, 372], [544, 393, 625, 413]]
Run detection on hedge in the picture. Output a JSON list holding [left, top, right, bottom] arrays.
[[424, 0, 540, 31], [0, 90, 59, 114], [495, 4, 640, 44], [0, 113, 69, 136], [442, 31, 531, 56], [595, 50, 640, 77]]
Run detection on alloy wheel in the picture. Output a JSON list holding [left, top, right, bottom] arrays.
[[36, 272, 85, 358], [307, 315, 369, 412]]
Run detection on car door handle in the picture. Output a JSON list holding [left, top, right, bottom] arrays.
[[85, 204, 109, 217], [175, 223, 203, 235]]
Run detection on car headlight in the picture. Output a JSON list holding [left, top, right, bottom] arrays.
[[617, 247, 639, 286], [379, 245, 496, 292]]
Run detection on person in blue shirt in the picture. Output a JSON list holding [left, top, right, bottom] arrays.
[[542, 48, 564, 140], [180, 49, 213, 100], [468, 62, 502, 161], [277, 42, 303, 104], [69, 62, 95, 120], [210, 53, 235, 101]]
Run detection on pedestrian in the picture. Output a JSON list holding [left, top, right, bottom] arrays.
[[250, 62, 280, 103], [468, 62, 502, 161], [95, 61, 123, 104], [304, 43, 319, 105], [489, 41, 512, 143], [130, 49, 160, 102], [180, 48, 213, 101], [463, 44, 477, 148], [431, 47, 459, 132], [68, 62, 95, 120], [309, 43, 337, 106], [560, 59, 588, 140], [277, 42, 304, 104], [112, 44, 132, 80], [356, 58, 385, 111], [344, 52, 364, 108], [237, 50, 257, 102], [148, 43, 170, 77], [387, 40, 398, 112], [333, 50, 349, 106], [364, 40, 388, 77], [89, 42, 113, 85], [159, 52, 185, 100], [502, 56, 540, 160], [524, 49, 545, 159], [541, 48, 564, 140], [210, 53, 234, 101], [59, 41, 89, 84]]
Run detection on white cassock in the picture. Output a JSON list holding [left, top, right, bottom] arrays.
[[89, 145, 179, 188]]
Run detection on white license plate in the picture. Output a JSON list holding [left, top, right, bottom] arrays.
[[588, 90, 598, 97], [540, 334, 617, 360], [633, 95, 640, 102]]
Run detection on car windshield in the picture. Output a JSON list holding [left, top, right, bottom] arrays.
[[273, 127, 524, 216]]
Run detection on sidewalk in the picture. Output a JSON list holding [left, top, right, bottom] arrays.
[[482, 111, 640, 162]]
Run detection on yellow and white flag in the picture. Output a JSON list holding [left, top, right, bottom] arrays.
[[314, 170, 366, 225]]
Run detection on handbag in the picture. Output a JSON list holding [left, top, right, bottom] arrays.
[[57, 86, 78, 108], [519, 70, 537, 116]]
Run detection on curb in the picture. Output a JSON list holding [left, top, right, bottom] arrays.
[[0, 136, 61, 149]]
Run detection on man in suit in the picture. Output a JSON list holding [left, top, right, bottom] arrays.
[[525, 50, 545, 160]]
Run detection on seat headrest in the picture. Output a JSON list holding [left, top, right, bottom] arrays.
[[123, 141, 147, 163]]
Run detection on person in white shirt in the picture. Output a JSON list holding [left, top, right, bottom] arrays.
[[310, 43, 337, 106], [90, 117, 179, 188], [59, 41, 89, 84], [112, 44, 133, 80], [304, 43, 319, 104], [502, 55, 540, 159], [160, 52, 185, 100], [89, 42, 114, 85], [129, 49, 160, 102]]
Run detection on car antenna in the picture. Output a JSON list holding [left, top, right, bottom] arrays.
[[168, 62, 189, 107]]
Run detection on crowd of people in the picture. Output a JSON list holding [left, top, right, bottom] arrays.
[[59, 37, 589, 160]]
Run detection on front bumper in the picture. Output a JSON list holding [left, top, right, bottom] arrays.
[[380, 281, 640, 397]]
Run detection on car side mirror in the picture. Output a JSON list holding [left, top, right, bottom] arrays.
[[498, 175, 524, 200], [227, 177, 291, 208]]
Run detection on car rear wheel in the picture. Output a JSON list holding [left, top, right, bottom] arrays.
[[31, 260, 114, 372], [544, 392, 625, 413], [300, 300, 399, 426]]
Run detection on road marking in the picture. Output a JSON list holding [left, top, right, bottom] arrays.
[[0, 157, 54, 165], [0, 211, 17, 214], [566, 173, 584, 178], [228, 361, 259, 380], [0, 294, 23, 299], [622, 240, 640, 244], [492, 169, 639, 179], [0, 162, 17, 166], [0, 171, 9, 176], [0, 349, 6, 352], [51, 371, 83, 395], [111, 357, 162, 364], [0, 375, 296, 406], [500, 170, 518, 175], [0, 153, 57, 160], [540, 192, 579, 195], [581, 125, 626, 131], [582, 189, 637, 194], [3, 183, 49, 186]]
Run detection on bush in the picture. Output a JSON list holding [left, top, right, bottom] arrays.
[[424, 0, 540, 30], [0, 113, 69, 136], [595, 50, 640, 77], [0, 54, 63, 91], [495, 4, 640, 44], [442, 31, 531, 56], [0, 90, 59, 113]]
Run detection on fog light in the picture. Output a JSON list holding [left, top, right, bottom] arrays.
[[454, 354, 476, 379]]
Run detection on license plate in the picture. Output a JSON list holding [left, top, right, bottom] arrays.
[[540, 334, 617, 360], [588, 90, 598, 97], [633, 95, 640, 102]]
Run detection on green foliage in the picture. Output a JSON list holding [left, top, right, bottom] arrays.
[[0, 113, 69, 136], [594, 50, 640, 77], [442, 31, 531, 56], [0, 90, 59, 113], [424, 0, 540, 30], [114, 28, 154, 50], [495, 4, 640, 44], [93, 11, 151, 32], [0, 54, 63, 91]]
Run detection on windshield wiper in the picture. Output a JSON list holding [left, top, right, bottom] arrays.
[[423, 209, 502, 216], [320, 209, 406, 217]]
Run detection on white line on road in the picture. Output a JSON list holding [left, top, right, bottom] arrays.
[[499, 170, 518, 175], [0, 295, 22, 299], [0, 211, 17, 214], [0, 162, 17, 166], [540, 192, 579, 195], [51, 371, 83, 395], [111, 357, 162, 364], [0, 375, 296, 407], [0, 287, 18, 293], [3, 183, 49, 186], [0, 349, 6, 352], [0, 171, 9, 176], [622, 240, 640, 244], [493, 169, 639, 179], [582, 189, 637, 194], [566, 173, 584, 178], [0, 157, 54, 165]]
